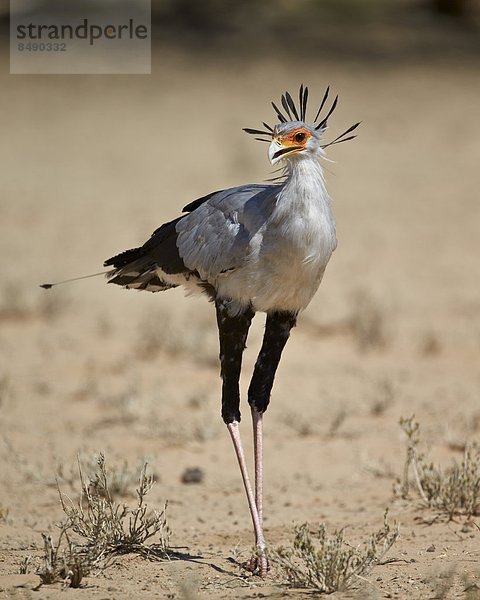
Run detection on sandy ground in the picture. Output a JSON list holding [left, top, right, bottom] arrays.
[[1, 46, 480, 599]]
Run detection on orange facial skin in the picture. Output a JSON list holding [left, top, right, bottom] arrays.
[[274, 127, 311, 154]]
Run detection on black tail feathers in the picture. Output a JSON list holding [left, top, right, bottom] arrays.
[[104, 247, 143, 269]]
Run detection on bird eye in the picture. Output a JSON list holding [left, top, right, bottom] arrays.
[[294, 132, 306, 143]]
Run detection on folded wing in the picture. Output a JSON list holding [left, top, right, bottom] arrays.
[[104, 184, 278, 293]]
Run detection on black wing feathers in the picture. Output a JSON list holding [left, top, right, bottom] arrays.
[[104, 216, 187, 276], [105, 189, 226, 289], [104, 247, 143, 268], [182, 189, 224, 213], [142, 216, 187, 274]]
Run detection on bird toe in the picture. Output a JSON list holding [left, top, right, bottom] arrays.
[[246, 550, 269, 578]]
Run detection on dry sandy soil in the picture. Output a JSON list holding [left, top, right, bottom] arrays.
[[0, 46, 480, 599]]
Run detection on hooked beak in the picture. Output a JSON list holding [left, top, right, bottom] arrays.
[[268, 139, 304, 166]]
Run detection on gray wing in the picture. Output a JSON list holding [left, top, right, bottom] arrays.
[[176, 184, 280, 280]]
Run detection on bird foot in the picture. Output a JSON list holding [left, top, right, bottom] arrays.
[[245, 549, 269, 577]]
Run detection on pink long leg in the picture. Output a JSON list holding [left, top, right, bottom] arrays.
[[227, 421, 268, 576], [251, 408, 264, 528]]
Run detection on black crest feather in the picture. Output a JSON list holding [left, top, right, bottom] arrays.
[[243, 85, 359, 150]]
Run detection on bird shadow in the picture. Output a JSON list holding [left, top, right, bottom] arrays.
[[159, 547, 258, 580]]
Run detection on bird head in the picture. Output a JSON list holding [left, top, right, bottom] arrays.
[[243, 85, 360, 167], [267, 121, 322, 166]]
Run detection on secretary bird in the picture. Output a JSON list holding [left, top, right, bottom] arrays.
[[42, 85, 358, 576]]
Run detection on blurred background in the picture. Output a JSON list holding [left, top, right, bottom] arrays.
[[0, 1, 479, 424], [1, 0, 479, 344], [2, 0, 480, 58], [3, 0, 480, 75], [1, 0, 479, 447]]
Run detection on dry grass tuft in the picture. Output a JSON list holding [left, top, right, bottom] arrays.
[[37, 529, 93, 588], [399, 416, 480, 518], [272, 511, 399, 593], [56, 454, 145, 498], [58, 454, 170, 560], [30, 454, 171, 588]]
